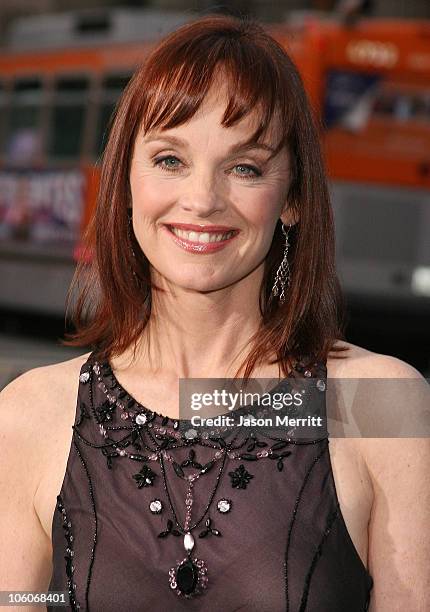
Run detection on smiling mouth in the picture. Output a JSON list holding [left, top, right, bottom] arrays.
[[165, 225, 239, 244]]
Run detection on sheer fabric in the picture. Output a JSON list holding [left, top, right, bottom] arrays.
[[48, 352, 373, 611]]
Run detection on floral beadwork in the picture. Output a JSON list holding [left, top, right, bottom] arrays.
[[228, 464, 254, 489], [132, 464, 157, 488], [56, 494, 80, 611], [94, 399, 116, 424]]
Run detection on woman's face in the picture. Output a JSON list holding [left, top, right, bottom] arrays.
[[129, 83, 295, 296]]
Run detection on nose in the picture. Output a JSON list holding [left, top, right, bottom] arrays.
[[178, 168, 227, 217]]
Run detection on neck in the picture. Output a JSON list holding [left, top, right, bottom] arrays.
[[125, 265, 268, 379]]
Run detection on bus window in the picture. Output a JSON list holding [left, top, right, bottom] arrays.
[[372, 88, 430, 124], [372, 92, 396, 116], [394, 95, 412, 122], [4, 78, 44, 165], [95, 73, 131, 157], [408, 92, 430, 124], [48, 76, 89, 159], [323, 69, 381, 130]]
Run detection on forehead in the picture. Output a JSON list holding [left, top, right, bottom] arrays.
[[142, 91, 282, 154], [135, 64, 289, 163]]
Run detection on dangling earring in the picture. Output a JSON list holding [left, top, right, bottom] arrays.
[[271, 222, 292, 304]]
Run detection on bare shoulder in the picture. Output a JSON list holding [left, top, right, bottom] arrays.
[[328, 339, 424, 379], [0, 350, 92, 454], [328, 342, 430, 478], [326, 339, 429, 467], [1, 350, 92, 407]]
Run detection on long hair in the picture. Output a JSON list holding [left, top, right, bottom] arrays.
[[62, 14, 349, 378]]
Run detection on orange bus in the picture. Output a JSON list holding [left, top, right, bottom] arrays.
[[0, 8, 429, 315]]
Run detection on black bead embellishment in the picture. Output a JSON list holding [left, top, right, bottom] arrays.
[[101, 446, 120, 470], [268, 449, 292, 472], [200, 460, 215, 474], [298, 504, 340, 612], [94, 399, 116, 424], [246, 434, 268, 452], [132, 464, 156, 488], [239, 453, 259, 461], [229, 464, 254, 489], [180, 449, 203, 470], [56, 494, 80, 611], [198, 517, 221, 538], [129, 453, 149, 462], [172, 461, 185, 478], [158, 518, 182, 538], [209, 436, 226, 448]]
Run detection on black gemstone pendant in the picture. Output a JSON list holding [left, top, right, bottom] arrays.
[[169, 556, 208, 598], [177, 559, 197, 594]]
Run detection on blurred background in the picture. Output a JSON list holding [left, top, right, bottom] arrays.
[[0, 0, 429, 388]]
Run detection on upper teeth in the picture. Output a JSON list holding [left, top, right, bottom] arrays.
[[169, 227, 235, 243]]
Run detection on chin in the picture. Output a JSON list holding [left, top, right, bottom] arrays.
[[163, 272, 231, 294]]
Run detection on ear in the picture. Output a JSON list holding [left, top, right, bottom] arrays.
[[280, 202, 299, 227]]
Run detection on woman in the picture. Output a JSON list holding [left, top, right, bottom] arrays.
[[0, 14, 428, 612]]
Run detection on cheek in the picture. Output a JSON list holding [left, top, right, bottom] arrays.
[[236, 188, 283, 230], [130, 171, 173, 217]]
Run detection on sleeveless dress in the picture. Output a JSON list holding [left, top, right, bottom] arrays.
[[48, 351, 374, 611]]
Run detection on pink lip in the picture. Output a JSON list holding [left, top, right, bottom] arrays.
[[162, 224, 239, 253], [165, 222, 238, 233]]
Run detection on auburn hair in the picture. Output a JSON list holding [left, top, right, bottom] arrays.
[[62, 13, 349, 378]]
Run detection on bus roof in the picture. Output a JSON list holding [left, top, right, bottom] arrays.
[[3, 7, 194, 52]]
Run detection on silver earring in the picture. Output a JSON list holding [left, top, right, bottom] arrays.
[[271, 222, 292, 304]]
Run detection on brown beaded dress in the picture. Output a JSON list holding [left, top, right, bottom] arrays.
[[48, 350, 374, 611]]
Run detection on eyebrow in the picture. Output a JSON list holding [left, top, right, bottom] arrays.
[[142, 134, 277, 155]]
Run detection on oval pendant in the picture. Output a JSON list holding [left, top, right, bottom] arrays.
[[169, 556, 208, 598], [184, 532, 195, 552], [177, 559, 197, 594]]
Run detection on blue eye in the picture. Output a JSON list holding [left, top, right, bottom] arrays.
[[233, 164, 261, 179], [153, 156, 262, 179], [154, 155, 181, 172]]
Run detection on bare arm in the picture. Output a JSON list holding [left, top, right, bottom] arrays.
[[0, 369, 53, 610], [356, 356, 430, 612]]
